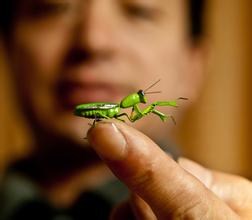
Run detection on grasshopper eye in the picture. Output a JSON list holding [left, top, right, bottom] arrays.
[[139, 90, 144, 96], [138, 90, 147, 103]]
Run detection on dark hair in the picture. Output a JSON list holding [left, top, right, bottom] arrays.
[[0, 0, 206, 41], [188, 0, 206, 41]]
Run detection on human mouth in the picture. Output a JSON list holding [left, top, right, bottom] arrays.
[[56, 81, 134, 110]]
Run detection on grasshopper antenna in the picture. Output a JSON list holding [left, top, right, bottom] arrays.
[[145, 91, 162, 94], [144, 79, 161, 93]]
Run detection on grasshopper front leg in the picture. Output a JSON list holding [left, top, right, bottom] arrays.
[[130, 101, 178, 122], [152, 109, 176, 124]]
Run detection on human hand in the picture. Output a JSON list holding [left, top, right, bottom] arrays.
[[87, 121, 252, 219]]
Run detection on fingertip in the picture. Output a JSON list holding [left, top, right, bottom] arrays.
[[87, 121, 128, 161]]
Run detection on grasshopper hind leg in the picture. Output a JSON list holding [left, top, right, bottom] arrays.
[[91, 114, 104, 127], [85, 114, 102, 139]]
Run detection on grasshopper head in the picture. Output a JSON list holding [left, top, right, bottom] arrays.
[[137, 90, 147, 103]]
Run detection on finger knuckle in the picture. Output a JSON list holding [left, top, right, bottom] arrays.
[[174, 193, 212, 220], [130, 160, 158, 192]]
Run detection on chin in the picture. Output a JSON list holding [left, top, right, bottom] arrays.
[[65, 120, 90, 142], [39, 114, 89, 145]]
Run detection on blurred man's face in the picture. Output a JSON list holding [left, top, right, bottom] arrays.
[[9, 0, 203, 145]]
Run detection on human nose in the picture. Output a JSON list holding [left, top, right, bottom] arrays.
[[73, 2, 120, 59]]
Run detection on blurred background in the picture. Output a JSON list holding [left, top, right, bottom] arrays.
[[0, 0, 251, 178]]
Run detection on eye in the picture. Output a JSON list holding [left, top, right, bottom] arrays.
[[124, 4, 157, 20], [30, 1, 72, 17]]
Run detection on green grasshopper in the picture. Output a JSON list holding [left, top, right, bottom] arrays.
[[74, 79, 186, 124]]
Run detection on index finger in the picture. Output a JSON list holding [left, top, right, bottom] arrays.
[[87, 121, 238, 219]]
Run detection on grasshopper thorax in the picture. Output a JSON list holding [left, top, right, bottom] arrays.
[[120, 90, 147, 108]]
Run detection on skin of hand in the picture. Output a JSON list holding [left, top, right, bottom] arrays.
[[87, 121, 252, 220]]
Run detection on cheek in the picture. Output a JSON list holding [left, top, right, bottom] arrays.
[[12, 24, 71, 83], [127, 37, 189, 100], [10, 24, 73, 124]]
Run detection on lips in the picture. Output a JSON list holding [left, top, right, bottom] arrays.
[[56, 80, 133, 110]]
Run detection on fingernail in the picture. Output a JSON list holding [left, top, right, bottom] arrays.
[[87, 122, 127, 161]]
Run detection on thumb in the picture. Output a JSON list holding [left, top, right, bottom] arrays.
[[87, 121, 238, 219]]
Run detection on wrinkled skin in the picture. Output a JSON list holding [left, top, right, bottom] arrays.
[[88, 121, 252, 219]]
